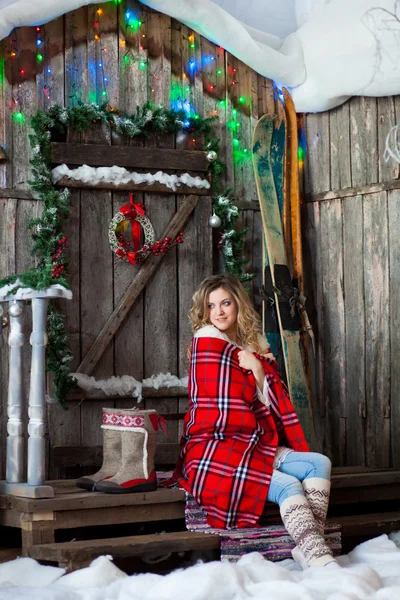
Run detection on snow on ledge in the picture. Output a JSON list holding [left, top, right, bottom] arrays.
[[0, 282, 72, 301], [71, 372, 189, 402]]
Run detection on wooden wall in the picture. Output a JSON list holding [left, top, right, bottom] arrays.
[[302, 97, 400, 468], [0, 1, 274, 479], [1, 2, 399, 473]]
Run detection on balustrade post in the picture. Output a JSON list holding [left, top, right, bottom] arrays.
[[27, 298, 48, 486], [6, 301, 25, 484], [0, 286, 71, 498]]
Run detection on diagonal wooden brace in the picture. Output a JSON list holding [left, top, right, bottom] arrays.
[[76, 194, 203, 376]]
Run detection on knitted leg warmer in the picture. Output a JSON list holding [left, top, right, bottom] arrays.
[[302, 477, 331, 536], [280, 495, 335, 568]]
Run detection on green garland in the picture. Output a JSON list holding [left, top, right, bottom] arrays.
[[0, 101, 226, 408], [213, 191, 253, 284]]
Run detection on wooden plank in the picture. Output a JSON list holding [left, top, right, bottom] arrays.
[[305, 178, 400, 203], [349, 96, 378, 187], [343, 195, 366, 466], [55, 177, 209, 195], [82, 11, 116, 439], [114, 1, 147, 391], [143, 10, 179, 443], [37, 17, 64, 111], [0, 38, 13, 188], [48, 7, 88, 478], [29, 531, 220, 564], [320, 199, 346, 464], [177, 194, 212, 377], [65, 7, 88, 106], [118, 1, 147, 109], [235, 59, 255, 203], [76, 194, 201, 375], [257, 75, 275, 118], [0, 189, 34, 200], [12, 27, 37, 191], [11, 485, 185, 512], [50, 503, 185, 529], [304, 112, 330, 195], [51, 143, 209, 171], [331, 484, 400, 505], [94, 2, 119, 108], [301, 201, 324, 450], [389, 189, 400, 468], [364, 191, 390, 468], [177, 193, 212, 435], [329, 100, 351, 190], [0, 198, 17, 478], [332, 511, 400, 537], [378, 96, 398, 183]]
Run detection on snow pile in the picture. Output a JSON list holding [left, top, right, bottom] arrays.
[[1, 535, 400, 599], [51, 165, 211, 192], [0, 557, 65, 588], [143, 373, 188, 390], [72, 372, 188, 402]]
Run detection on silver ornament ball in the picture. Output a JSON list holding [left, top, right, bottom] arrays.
[[209, 214, 222, 228], [206, 150, 218, 162]]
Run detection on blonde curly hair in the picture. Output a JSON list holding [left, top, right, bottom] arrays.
[[189, 274, 265, 354]]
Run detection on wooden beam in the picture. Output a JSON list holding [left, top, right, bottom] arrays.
[[51, 142, 209, 171], [304, 178, 400, 204], [68, 386, 188, 401], [29, 531, 220, 565], [76, 194, 202, 375], [55, 177, 209, 195], [0, 188, 35, 200]]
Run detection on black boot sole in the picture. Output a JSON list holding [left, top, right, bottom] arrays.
[[95, 480, 158, 494]]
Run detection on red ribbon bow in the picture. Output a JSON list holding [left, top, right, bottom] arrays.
[[119, 194, 146, 265]]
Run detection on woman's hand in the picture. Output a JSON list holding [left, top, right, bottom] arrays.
[[238, 350, 261, 372], [262, 351, 276, 362], [238, 350, 265, 392]]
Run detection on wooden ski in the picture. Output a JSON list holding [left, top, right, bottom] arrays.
[[252, 114, 315, 446]]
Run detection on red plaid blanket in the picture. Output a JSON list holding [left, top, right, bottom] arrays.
[[165, 335, 309, 529]]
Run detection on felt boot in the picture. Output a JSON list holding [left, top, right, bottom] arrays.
[[95, 409, 162, 494], [76, 407, 136, 491], [280, 495, 336, 568]]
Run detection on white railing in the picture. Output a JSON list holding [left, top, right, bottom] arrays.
[[0, 286, 72, 498]]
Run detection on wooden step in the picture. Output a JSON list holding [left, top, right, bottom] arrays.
[[332, 511, 400, 537], [29, 531, 220, 570]]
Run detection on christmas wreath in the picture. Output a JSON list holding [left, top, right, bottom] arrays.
[[109, 194, 183, 265]]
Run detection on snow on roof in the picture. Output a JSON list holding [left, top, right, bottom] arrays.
[[0, 0, 399, 113]]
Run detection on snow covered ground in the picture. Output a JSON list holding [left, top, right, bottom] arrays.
[[1, 533, 400, 599]]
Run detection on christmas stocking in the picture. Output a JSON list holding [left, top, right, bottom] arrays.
[[280, 495, 336, 568], [76, 407, 138, 491], [95, 408, 164, 494]]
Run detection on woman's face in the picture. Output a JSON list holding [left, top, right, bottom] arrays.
[[207, 287, 238, 337]]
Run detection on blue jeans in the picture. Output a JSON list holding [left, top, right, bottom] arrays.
[[267, 452, 332, 506]]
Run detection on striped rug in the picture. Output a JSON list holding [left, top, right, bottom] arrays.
[[184, 493, 342, 563]]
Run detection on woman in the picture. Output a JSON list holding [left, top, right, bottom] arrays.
[[170, 274, 336, 569]]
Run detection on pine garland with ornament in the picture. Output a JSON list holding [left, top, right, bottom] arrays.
[[211, 191, 254, 283], [0, 101, 251, 408]]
